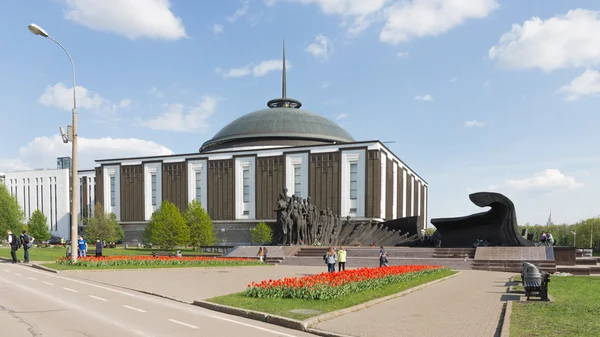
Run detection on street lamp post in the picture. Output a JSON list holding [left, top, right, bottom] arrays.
[[28, 23, 79, 262], [571, 231, 576, 248]]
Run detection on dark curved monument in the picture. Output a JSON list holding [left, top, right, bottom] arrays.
[[430, 192, 534, 247]]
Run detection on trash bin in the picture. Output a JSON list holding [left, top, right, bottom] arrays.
[[522, 262, 541, 283]]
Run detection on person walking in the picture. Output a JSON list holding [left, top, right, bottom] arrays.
[[379, 246, 389, 267], [262, 247, 268, 263], [20, 230, 34, 263], [77, 236, 88, 257], [257, 247, 264, 262], [337, 246, 347, 272], [325, 247, 337, 273], [7, 230, 20, 264], [95, 239, 103, 257]]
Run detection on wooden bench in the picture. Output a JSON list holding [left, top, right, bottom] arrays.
[[523, 271, 550, 301]]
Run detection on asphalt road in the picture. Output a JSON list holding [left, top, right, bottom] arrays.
[[0, 262, 316, 337]]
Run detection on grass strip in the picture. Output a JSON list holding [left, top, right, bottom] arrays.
[[510, 276, 600, 337]]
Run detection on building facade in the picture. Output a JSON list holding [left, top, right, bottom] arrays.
[[1, 168, 71, 238]]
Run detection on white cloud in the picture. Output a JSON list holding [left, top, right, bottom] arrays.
[[396, 51, 409, 58], [414, 94, 433, 101], [227, 0, 250, 22], [489, 9, 600, 72], [502, 169, 583, 191], [39, 82, 130, 116], [63, 0, 187, 40], [39, 82, 104, 111], [336, 113, 348, 120], [253, 59, 289, 77], [147, 87, 164, 98], [222, 59, 290, 78], [559, 69, 600, 101], [211, 24, 224, 35], [464, 120, 486, 127], [143, 96, 218, 132], [223, 67, 251, 78], [380, 0, 498, 44], [321, 82, 332, 89], [0, 135, 173, 172], [306, 35, 334, 61], [266, 0, 387, 34]]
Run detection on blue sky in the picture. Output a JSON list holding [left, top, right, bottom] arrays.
[[1, 0, 599, 226]]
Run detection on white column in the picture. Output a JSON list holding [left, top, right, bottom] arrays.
[[410, 175, 415, 217], [392, 163, 398, 219], [402, 168, 407, 217], [285, 153, 308, 198], [380, 153, 387, 219], [187, 159, 208, 208], [341, 150, 366, 217], [103, 165, 121, 220], [235, 157, 256, 219]]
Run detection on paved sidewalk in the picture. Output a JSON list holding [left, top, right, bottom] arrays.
[[314, 270, 512, 337], [65, 265, 329, 300]]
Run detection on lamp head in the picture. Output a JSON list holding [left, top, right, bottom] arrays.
[[28, 24, 49, 38]]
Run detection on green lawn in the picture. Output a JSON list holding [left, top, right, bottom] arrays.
[[510, 276, 600, 337], [0, 246, 218, 262], [207, 269, 456, 321]]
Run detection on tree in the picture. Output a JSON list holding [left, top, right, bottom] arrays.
[[250, 222, 273, 245], [143, 201, 189, 250], [184, 200, 216, 250], [28, 210, 51, 241], [85, 203, 124, 243], [0, 184, 24, 235]]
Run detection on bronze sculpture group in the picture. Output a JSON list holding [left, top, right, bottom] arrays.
[[274, 188, 345, 246]]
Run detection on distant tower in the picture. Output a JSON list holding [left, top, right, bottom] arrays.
[[546, 209, 553, 226]]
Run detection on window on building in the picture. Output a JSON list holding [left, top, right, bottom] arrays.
[[54, 179, 57, 231], [294, 165, 301, 196], [27, 179, 31, 218], [41, 179, 44, 214], [36, 178, 39, 210], [151, 174, 157, 206], [110, 176, 116, 207], [350, 163, 358, 200], [49, 180, 53, 228], [242, 169, 250, 215], [195, 171, 202, 203]]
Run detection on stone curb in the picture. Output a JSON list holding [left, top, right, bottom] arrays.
[[31, 263, 60, 274], [193, 300, 308, 331], [304, 271, 461, 326], [500, 301, 512, 337]]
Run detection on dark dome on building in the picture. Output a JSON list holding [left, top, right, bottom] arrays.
[[200, 102, 354, 153], [200, 43, 354, 153]]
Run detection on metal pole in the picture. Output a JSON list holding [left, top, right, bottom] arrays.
[[48, 37, 79, 263]]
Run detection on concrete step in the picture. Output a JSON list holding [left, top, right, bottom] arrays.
[[575, 258, 598, 266], [279, 256, 474, 270], [556, 266, 591, 275]]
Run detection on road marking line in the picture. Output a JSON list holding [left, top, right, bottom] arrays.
[[62, 287, 78, 292], [168, 319, 198, 329], [8, 266, 298, 337], [208, 315, 298, 337], [123, 305, 146, 313], [89, 295, 108, 302], [43, 282, 54, 286], [27, 277, 36, 280]]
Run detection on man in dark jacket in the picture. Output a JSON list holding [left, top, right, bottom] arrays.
[[7, 230, 20, 263], [20, 230, 34, 263]]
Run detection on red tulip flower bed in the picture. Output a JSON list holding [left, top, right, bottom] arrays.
[[244, 265, 446, 300], [56, 255, 263, 268]]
